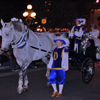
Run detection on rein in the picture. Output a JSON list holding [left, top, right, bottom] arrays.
[[29, 31, 51, 54], [30, 45, 51, 54], [11, 28, 51, 54]]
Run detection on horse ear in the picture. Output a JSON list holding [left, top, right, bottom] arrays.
[[1, 19, 4, 26]]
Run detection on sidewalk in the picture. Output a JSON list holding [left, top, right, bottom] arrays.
[[0, 63, 47, 78]]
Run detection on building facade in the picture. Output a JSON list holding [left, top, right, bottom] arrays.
[[89, 1, 100, 31]]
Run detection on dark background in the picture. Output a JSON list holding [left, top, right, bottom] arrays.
[[0, 0, 96, 28]]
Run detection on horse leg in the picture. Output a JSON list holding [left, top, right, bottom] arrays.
[[42, 57, 50, 79], [42, 56, 49, 64], [45, 68, 50, 79], [23, 70, 29, 92], [22, 61, 30, 92], [42, 57, 51, 87], [45, 68, 51, 87], [17, 69, 29, 94], [17, 70, 24, 94]]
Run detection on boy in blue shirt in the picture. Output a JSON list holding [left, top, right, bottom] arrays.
[[47, 36, 69, 97]]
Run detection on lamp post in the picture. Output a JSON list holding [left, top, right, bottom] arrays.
[[23, 4, 36, 26], [96, 0, 99, 3]]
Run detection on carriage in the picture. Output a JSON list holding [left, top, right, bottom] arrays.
[[68, 34, 97, 84]]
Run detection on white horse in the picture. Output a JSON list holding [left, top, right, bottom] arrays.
[[0, 18, 56, 94]]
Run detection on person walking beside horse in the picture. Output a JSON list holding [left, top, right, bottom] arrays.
[[47, 36, 69, 97]]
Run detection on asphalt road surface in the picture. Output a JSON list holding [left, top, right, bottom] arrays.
[[0, 63, 100, 100]]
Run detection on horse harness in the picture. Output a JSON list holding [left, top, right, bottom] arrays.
[[10, 26, 51, 54]]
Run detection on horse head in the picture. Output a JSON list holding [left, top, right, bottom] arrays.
[[1, 19, 13, 51], [1, 18, 25, 51]]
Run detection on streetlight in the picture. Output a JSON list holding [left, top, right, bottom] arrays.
[[96, 0, 99, 3], [27, 4, 32, 10], [23, 4, 36, 26]]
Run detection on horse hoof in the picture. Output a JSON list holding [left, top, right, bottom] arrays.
[[23, 89, 28, 92], [23, 88, 28, 92], [46, 82, 51, 87], [17, 89, 23, 95], [23, 85, 28, 92]]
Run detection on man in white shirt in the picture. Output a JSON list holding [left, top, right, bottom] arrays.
[[91, 23, 99, 38]]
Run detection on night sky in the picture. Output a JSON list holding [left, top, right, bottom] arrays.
[[0, 0, 30, 21], [0, 0, 53, 21], [0, 0, 95, 28]]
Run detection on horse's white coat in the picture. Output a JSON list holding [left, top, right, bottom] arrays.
[[1, 19, 56, 94]]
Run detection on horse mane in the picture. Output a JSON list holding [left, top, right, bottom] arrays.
[[11, 21, 24, 32]]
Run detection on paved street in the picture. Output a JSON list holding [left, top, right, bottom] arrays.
[[0, 63, 100, 100]]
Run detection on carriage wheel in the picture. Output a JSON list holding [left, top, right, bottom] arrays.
[[81, 57, 95, 83]]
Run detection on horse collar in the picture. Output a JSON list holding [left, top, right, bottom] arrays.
[[11, 29, 29, 48]]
